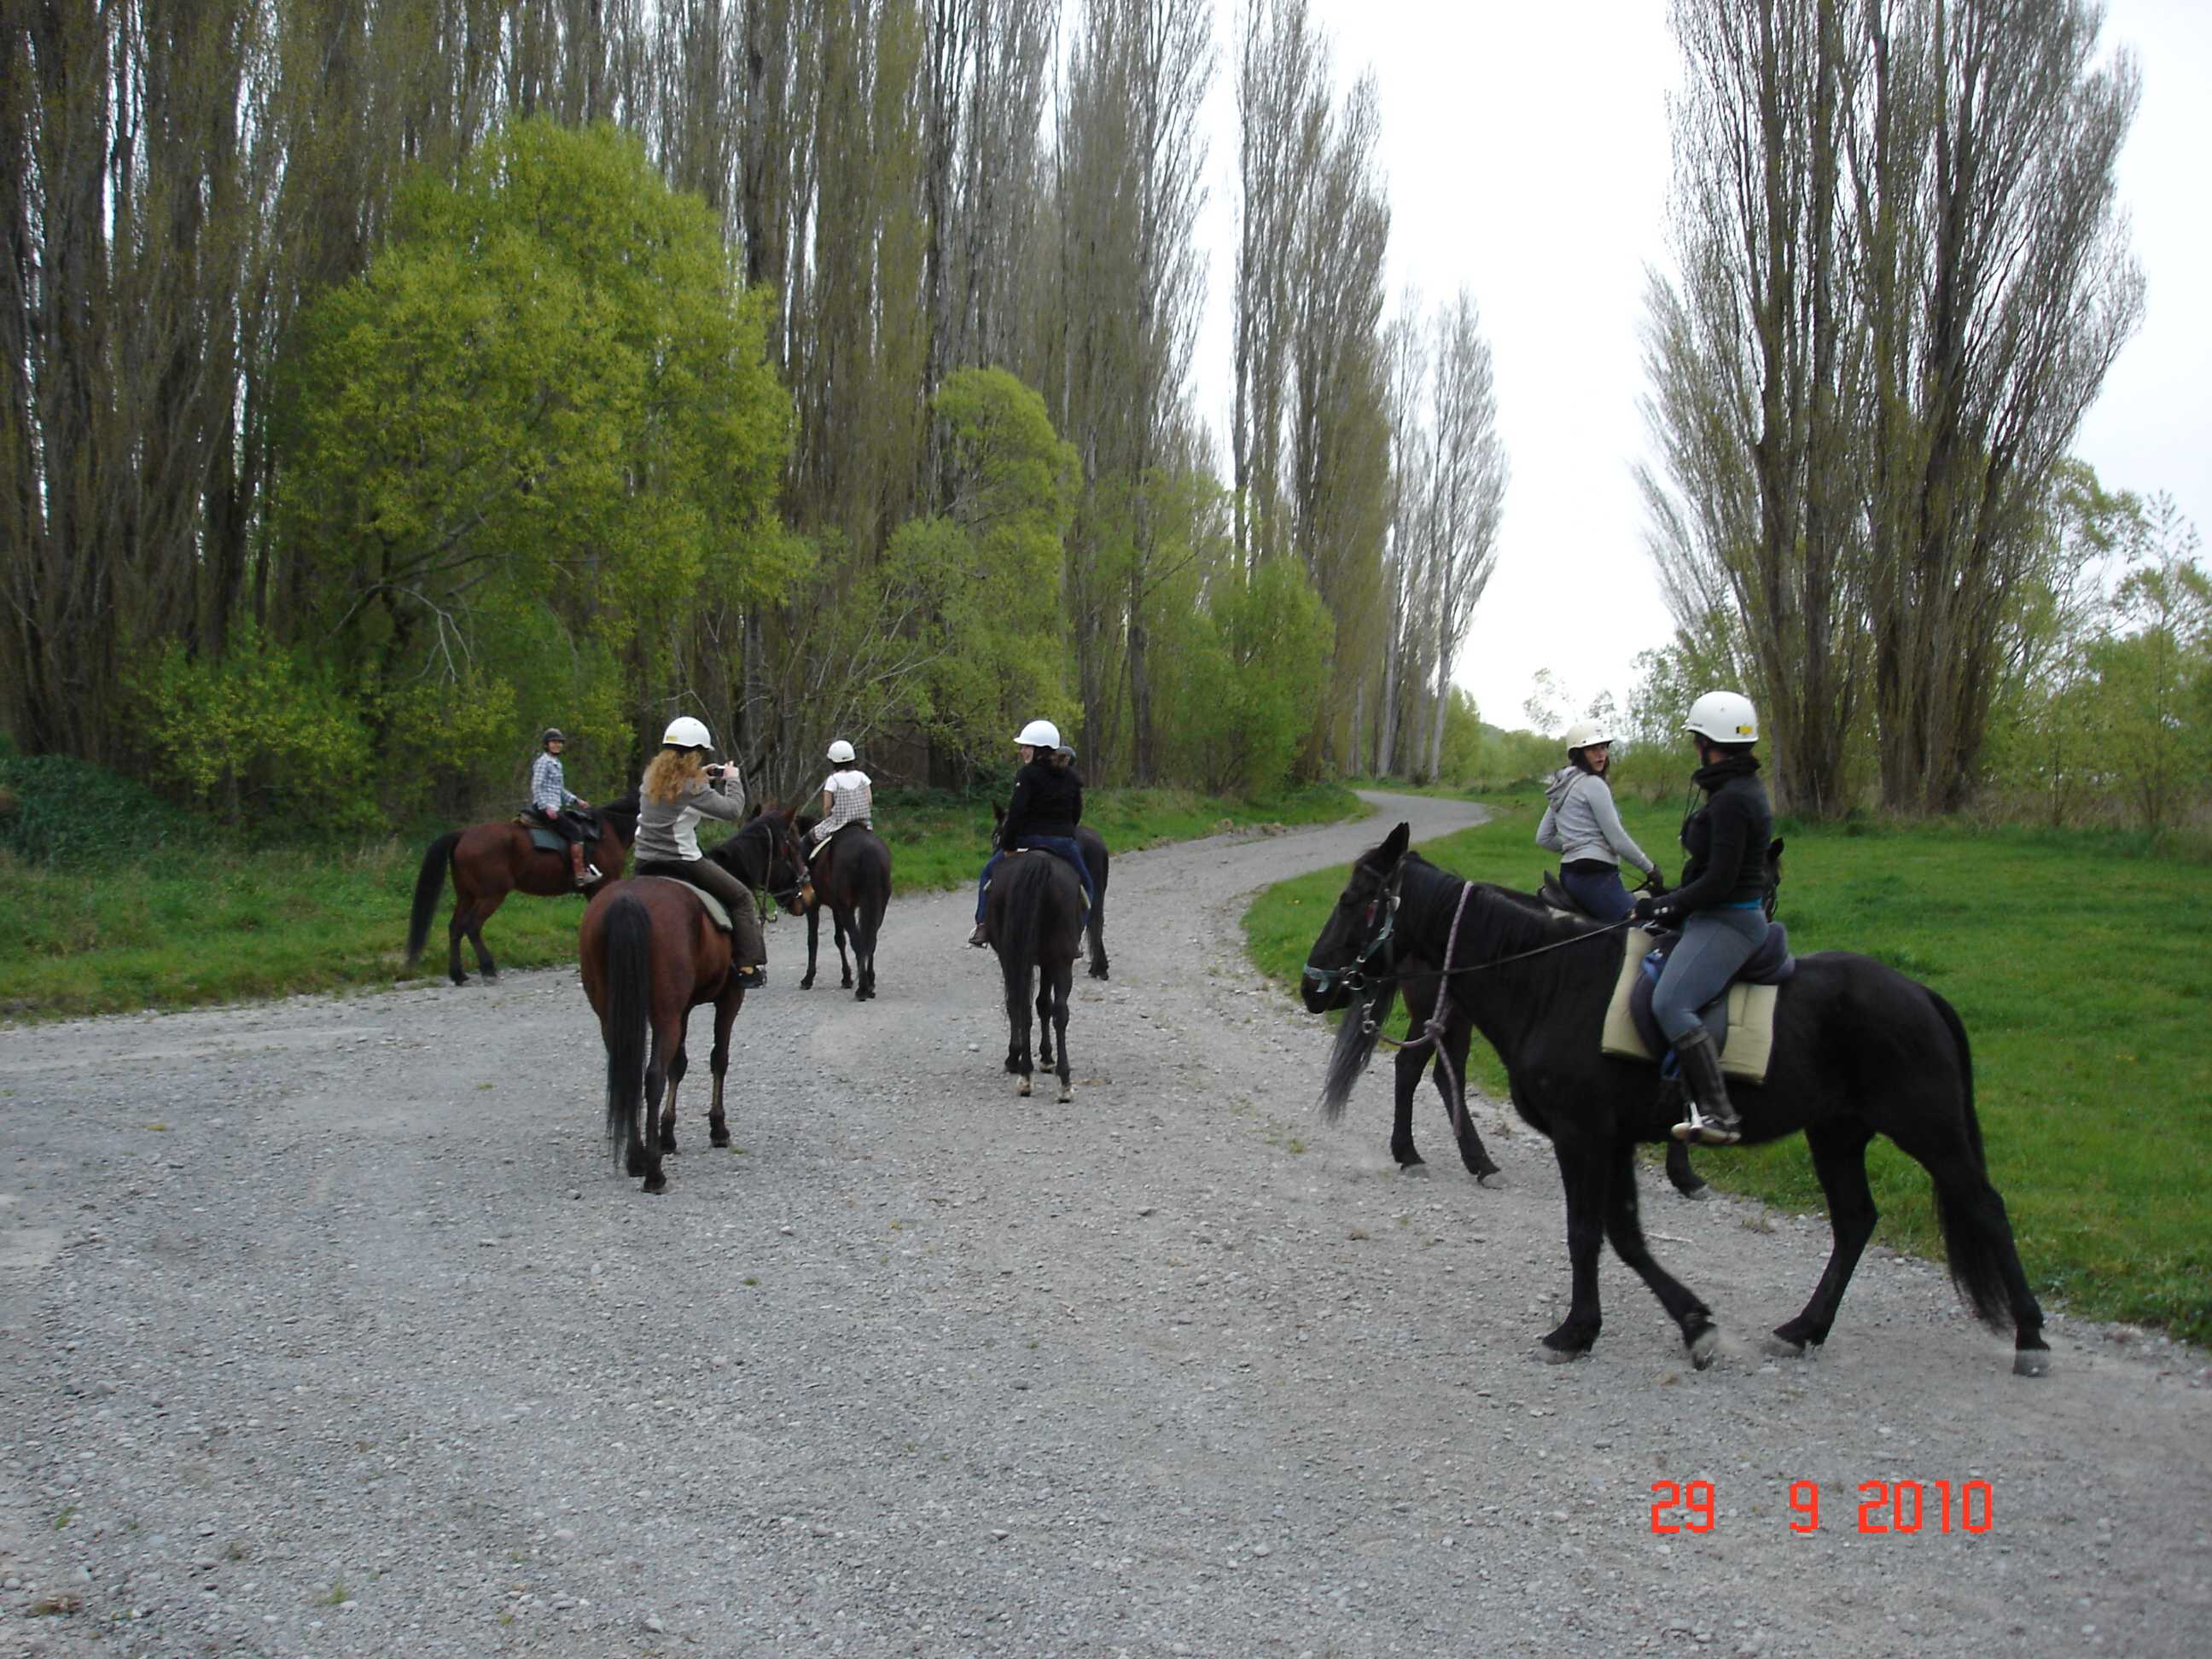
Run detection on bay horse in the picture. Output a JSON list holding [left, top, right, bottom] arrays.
[[705, 807, 814, 919], [991, 803, 1110, 980], [1303, 822, 2050, 1377], [579, 876, 749, 1195], [986, 849, 1086, 1101], [792, 813, 892, 1000], [405, 794, 641, 985]]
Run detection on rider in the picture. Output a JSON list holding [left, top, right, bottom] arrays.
[[1536, 719, 1661, 923], [809, 739, 874, 860], [530, 727, 597, 888], [968, 719, 1095, 948], [631, 716, 768, 989], [1632, 690, 1774, 1146]]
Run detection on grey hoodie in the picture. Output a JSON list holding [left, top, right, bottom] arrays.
[[1535, 766, 1655, 875]]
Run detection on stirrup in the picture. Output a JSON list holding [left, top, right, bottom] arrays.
[[1672, 1100, 1741, 1146]]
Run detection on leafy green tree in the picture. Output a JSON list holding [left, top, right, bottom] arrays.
[[273, 118, 794, 811], [1178, 557, 1334, 795]]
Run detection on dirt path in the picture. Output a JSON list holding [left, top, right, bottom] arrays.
[[2, 790, 2205, 1658]]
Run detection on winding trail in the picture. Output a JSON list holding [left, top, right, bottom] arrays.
[[1, 790, 2205, 1658]]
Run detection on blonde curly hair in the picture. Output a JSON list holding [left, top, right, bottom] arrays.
[[642, 746, 707, 806]]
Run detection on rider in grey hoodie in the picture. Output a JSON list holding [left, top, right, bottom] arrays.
[[1535, 721, 1659, 923]]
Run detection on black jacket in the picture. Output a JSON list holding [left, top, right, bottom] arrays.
[[1660, 756, 1773, 917], [1003, 759, 1082, 844]]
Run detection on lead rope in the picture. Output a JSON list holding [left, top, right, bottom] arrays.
[[1372, 878, 1477, 1142]]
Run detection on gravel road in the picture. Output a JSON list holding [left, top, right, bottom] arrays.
[[3, 790, 2206, 1659]]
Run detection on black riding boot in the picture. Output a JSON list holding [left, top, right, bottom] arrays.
[[1668, 1026, 1743, 1145]]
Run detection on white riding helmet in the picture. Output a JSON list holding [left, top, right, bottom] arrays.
[[661, 714, 713, 750], [1563, 720, 1613, 753], [826, 739, 856, 764], [1016, 719, 1062, 749], [1684, 690, 1758, 744]]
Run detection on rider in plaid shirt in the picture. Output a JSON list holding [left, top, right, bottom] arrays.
[[810, 739, 873, 858], [530, 728, 596, 887]]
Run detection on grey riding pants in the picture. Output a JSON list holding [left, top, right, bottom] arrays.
[[1650, 905, 1767, 1042]]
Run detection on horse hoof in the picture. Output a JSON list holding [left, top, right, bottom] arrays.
[[1677, 1183, 1712, 1202], [1057, 1086, 1073, 1103], [1761, 1334, 1809, 1360], [1016, 1077, 1032, 1097], [642, 1176, 668, 1196], [711, 1133, 731, 1149], [1395, 1161, 1431, 1179], [1688, 1327, 1720, 1370], [2012, 1348, 2052, 1378], [1534, 1343, 1584, 1366], [1475, 1170, 1506, 1190]]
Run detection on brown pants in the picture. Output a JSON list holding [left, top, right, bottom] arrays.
[[634, 858, 767, 968]]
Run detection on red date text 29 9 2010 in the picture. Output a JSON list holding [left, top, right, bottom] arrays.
[[1650, 1479, 1994, 1534]]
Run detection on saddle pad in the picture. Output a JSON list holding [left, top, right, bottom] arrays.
[[525, 814, 602, 853], [1599, 928, 1778, 1084], [635, 876, 732, 934]]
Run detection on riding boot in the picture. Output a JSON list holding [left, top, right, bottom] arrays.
[[569, 843, 600, 888], [1668, 1026, 1743, 1145], [968, 921, 989, 948]]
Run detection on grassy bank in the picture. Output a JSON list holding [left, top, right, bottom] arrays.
[[1243, 798, 2212, 1347], [0, 783, 1361, 1022]]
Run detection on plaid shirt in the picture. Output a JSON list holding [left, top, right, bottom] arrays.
[[530, 751, 578, 814], [813, 769, 873, 841]]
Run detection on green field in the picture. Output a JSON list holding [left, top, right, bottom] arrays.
[[1243, 796, 2212, 1347], [0, 783, 1359, 1021]]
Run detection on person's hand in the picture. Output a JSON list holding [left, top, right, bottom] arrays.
[[573, 798, 590, 809], [1644, 866, 1666, 893]]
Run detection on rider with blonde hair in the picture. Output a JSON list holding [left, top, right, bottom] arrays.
[[632, 716, 767, 988]]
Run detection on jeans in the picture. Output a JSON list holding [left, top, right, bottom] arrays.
[[976, 838, 1096, 920], [1650, 905, 1769, 1042], [635, 857, 768, 968], [1562, 864, 1635, 923]]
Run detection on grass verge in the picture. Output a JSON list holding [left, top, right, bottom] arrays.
[[0, 783, 1362, 1022], [1242, 798, 2212, 1347]]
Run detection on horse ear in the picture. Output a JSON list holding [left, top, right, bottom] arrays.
[[746, 802, 762, 821], [1769, 836, 1785, 860], [1369, 821, 1411, 870]]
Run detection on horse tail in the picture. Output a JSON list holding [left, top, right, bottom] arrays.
[[602, 892, 654, 1163], [995, 859, 1044, 1019], [1318, 980, 1397, 1124], [1924, 987, 2010, 1329], [404, 831, 462, 965]]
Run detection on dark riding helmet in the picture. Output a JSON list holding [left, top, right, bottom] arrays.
[[541, 727, 566, 747]]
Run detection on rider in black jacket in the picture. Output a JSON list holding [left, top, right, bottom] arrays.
[[1632, 691, 1775, 1144], [969, 719, 1097, 946]]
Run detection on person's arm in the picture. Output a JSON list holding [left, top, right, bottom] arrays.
[[690, 777, 748, 825], [1586, 779, 1653, 875], [1001, 772, 1035, 843], [530, 755, 562, 814], [1643, 793, 1748, 919], [1534, 795, 1563, 852]]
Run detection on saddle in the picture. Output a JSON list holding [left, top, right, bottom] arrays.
[[634, 876, 733, 935], [521, 806, 602, 854], [1599, 922, 1796, 1084], [807, 820, 864, 863]]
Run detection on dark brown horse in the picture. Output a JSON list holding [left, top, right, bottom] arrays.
[[579, 876, 749, 1195], [405, 794, 641, 985], [792, 812, 892, 1000], [991, 804, 1110, 980]]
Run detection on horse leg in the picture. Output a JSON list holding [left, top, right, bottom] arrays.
[[1764, 1121, 1877, 1358], [1050, 958, 1073, 1103], [446, 901, 474, 985], [801, 905, 820, 991], [707, 989, 741, 1149], [859, 900, 881, 1001], [466, 891, 507, 981], [1437, 1022, 1503, 1185], [661, 1023, 688, 1156], [1599, 1137, 1717, 1367], [1005, 967, 1034, 1096], [1035, 975, 1055, 1069], [1539, 1142, 1610, 1362], [1664, 1138, 1710, 1200], [1388, 1048, 1427, 1171], [1880, 1114, 2052, 1376], [834, 905, 853, 990], [1086, 893, 1109, 981], [637, 1016, 676, 1194]]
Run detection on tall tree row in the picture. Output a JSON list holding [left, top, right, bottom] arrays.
[[1641, 0, 2140, 815]]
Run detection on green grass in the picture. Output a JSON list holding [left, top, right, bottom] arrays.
[[0, 783, 1361, 1021], [1243, 797, 2212, 1347]]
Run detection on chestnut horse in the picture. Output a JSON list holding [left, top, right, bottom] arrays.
[[579, 876, 748, 1195], [405, 795, 641, 985]]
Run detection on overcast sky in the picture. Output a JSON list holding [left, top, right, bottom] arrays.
[[1188, 0, 2210, 736]]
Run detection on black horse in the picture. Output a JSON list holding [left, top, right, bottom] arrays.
[[1532, 843, 1785, 1202], [990, 803, 1110, 980], [986, 849, 1086, 1102], [792, 812, 893, 999], [1304, 823, 2050, 1377]]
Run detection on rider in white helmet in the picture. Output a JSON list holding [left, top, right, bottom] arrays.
[[1536, 719, 1661, 923], [1630, 690, 1773, 1144], [630, 715, 767, 987], [969, 719, 1096, 947], [809, 738, 873, 859]]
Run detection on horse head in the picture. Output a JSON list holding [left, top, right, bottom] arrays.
[[1301, 822, 1408, 1016]]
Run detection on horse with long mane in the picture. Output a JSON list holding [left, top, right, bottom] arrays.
[[991, 803, 1110, 980], [404, 794, 642, 985], [1304, 822, 2050, 1376], [986, 848, 1086, 1101], [792, 812, 892, 999], [579, 875, 751, 1194]]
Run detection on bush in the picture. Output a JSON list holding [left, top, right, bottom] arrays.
[[0, 753, 209, 868]]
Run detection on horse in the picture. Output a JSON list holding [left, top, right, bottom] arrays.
[[704, 806, 814, 920], [990, 803, 1109, 980], [1303, 822, 2050, 1377], [1529, 841, 1786, 1203], [405, 794, 642, 986], [986, 848, 1086, 1101], [578, 876, 751, 1194], [792, 812, 893, 999]]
